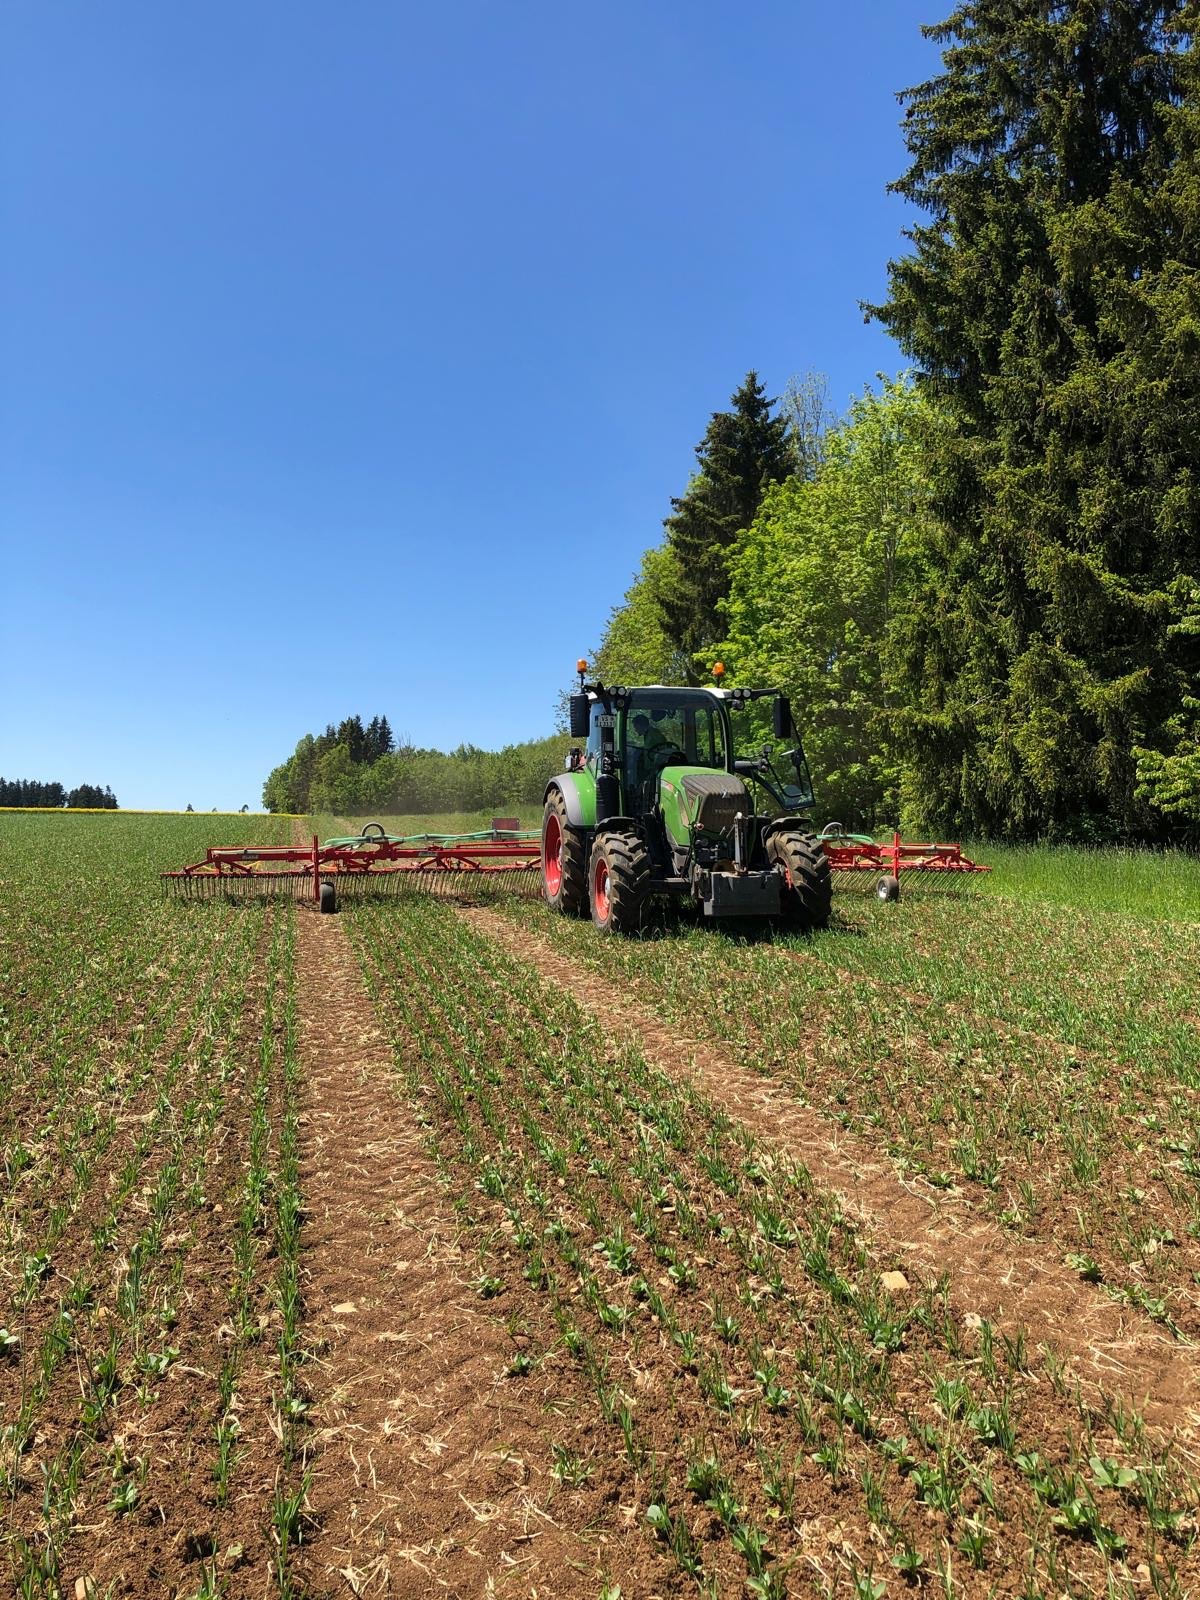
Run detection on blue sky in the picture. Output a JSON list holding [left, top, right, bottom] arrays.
[[2, 2, 939, 810]]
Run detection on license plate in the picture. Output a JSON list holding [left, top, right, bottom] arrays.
[[598, 714, 616, 728]]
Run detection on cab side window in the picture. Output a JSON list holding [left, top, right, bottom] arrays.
[[586, 703, 604, 764]]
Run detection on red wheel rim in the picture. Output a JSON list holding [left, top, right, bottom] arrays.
[[544, 813, 562, 897], [593, 857, 610, 922]]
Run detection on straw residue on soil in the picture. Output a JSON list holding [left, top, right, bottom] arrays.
[[294, 910, 650, 1596]]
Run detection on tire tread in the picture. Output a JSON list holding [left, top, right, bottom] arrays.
[[590, 828, 652, 934], [767, 828, 833, 929], [542, 790, 587, 915]]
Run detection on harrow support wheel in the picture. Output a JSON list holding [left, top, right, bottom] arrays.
[[542, 790, 587, 915], [319, 881, 337, 914], [876, 874, 900, 903], [589, 829, 651, 935], [767, 827, 832, 930]]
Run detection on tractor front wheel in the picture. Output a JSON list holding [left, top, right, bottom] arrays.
[[767, 828, 833, 930], [589, 830, 652, 935], [542, 790, 587, 915]]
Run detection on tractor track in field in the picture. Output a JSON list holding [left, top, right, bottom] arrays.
[[462, 906, 1200, 1444], [293, 909, 656, 1597]]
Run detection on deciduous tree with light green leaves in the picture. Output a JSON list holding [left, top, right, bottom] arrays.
[[592, 545, 692, 687], [717, 380, 937, 829]]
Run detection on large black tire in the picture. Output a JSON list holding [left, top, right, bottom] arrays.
[[589, 829, 652, 935], [542, 790, 587, 915], [767, 827, 832, 930]]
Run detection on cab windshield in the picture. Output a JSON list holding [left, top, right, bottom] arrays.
[[622, 691, 728, 803]]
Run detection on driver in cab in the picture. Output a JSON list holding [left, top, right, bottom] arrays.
[[632, 712, 671, 790]]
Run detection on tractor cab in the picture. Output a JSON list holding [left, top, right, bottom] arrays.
[[578, 681, 815, 825], [580, 687, 730, 812]]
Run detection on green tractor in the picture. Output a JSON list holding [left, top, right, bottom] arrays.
[[542, 662, 832, 935]]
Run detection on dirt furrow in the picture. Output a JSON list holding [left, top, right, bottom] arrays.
[[462, 906, 1200, 1442], [294, 910, 651, 1596]]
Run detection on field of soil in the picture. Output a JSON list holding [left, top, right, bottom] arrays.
[[3, 810, 1199, 1599]]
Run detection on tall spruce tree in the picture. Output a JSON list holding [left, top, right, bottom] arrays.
[[661, 372, 791, 677], [872, 1, 1200, 837], [336, 715, 367, 764]]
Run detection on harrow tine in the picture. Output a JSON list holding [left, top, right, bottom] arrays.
[[325, 867, 543, 903], [163, 871, 313, 903]]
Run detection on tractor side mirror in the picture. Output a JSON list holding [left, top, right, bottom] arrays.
[[772, 696, 792, 742], [569, 694, 591, 740]]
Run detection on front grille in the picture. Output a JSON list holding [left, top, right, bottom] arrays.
[[680, 773, 751, 834]]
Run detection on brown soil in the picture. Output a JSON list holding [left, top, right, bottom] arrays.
[[293, 910, 659, 1596], [463, 907, 1200, 1444]]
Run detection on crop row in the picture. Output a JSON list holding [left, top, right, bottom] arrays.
[[813, 886, 1199, 1069], [0, 814, 306, 1597], [499, 893, 1200, 1342], [347, 894, 1199, 1599]]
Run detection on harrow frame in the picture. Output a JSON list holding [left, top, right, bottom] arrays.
[[162, 828, 541, 905], [818, 826, 990, 900]]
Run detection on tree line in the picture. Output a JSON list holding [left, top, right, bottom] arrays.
[[0, 779, 118, 808], [263, 717, 563, 816], [594, 3, 1200, 841]]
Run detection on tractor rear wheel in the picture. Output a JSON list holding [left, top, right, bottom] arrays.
[[767, 827, 833, 930], [542, 790, 587, 915], [589, 829, 652, 935]]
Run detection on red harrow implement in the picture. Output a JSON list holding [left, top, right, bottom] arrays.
[[162, 822, 988, 914], [818, 824, 990, 901], [161, 821, 541, 910]]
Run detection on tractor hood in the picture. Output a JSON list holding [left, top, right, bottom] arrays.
[[659, 767, 752, 848]]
